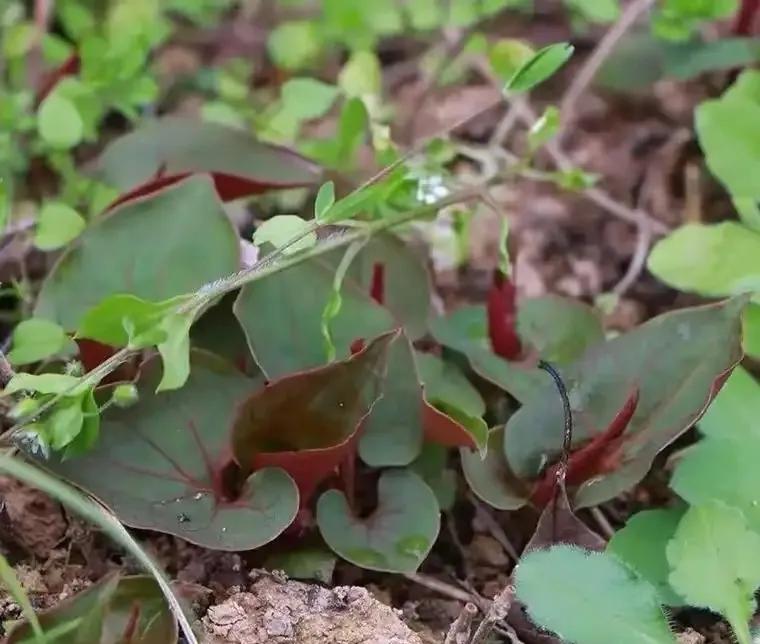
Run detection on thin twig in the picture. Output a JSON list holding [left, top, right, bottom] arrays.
[[445, 602, 478, 644], [559, 0, 656, 131], [403, 572, 487, 609], [470, 585, 515, 644], [467, 493, 519, 563], [611, 217, 652, 297], [589, 506, 615, 539]]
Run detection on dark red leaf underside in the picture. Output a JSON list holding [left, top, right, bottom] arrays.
[[487, 270, 522, 361], [530, 387, 640, 507], [370, 262, 385, 305]]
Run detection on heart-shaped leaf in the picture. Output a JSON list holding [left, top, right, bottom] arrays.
[[93, 117, 319, 209], [415, 352, 485, 418], [607, 508, 685, 606], [35, 176, 240, 331], [43, 351, 299, 550], [317, 469, 440, 573], [234, 234, 430, 378], [461, 428, 529, 511], [231, 332, 394, 501], [515, 546, 676, 644], [6, 573, 177, 644], [505, 298, 745, 507], [234, 249, 394, 378]]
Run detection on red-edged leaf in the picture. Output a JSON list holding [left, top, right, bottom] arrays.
[[231, 332, 395, 502], [487, 270, 522, 361], [42, 351, 299, 550], [529, 388, 639, 507], [35, 53, 80, 105], [505, 298, 746, 508], [423, 401, 483, 451], [94, 117, 320, 209]]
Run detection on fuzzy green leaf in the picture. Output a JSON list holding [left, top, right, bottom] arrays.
[[607, 508, 685, 606], [667, 502, 760, 644], [516, 545, 675, 644]]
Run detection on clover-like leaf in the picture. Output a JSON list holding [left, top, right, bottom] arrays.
[[505, 298, 744, 508], [43, 351, 299, 550], [667, 502, 760, 644], [94, 117, 319, 209], [410, 444, 457, 512], [608, 508, 685, 606], [6, 574, 177, 644], [35, 176, 240, 331], [317, 469, 440, 573], [232, 332, 394, 501], [415, 352, 485, 418], [516, 546, 676, 644]]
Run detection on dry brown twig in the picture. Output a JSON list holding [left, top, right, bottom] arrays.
[[445, 602, 479, 644], [470, 584, 516, 644]]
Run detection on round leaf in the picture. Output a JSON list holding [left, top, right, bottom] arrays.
[[34, 202, 86, 250], [317, 469, 440, 573], [37, 92, 84, 149], [43, 352, 299, 550]]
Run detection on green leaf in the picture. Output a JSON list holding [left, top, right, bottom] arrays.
[[156, 312, 195, 392], [505, 298, 745, 506], [34, 202, 86, 250], [317, 469, 440, 573], [94, 117, 318, 195], [607, 508, 685, 606], [528, 106, 560, 152], [488, 39, 535, 82], [265, 548, 336, 584], [6, 574, 177, 644], [517, 295, 604, 363], [48, 396, 85, 451], [415, 352, 485, 418], [697, 70, 760, 201], [744, 303, 760, 358], [461, 427, 528, 511], [37, 92, 84, 149], [267, 21, 322, 71], [339, 51, 382, 97], [253, 215, 316, 256], [516, 545, 676, 644], [45, 352, 299, 550], [410, 444, 457, 511], [648, 223, 760, 299], [504, 42, 574, 94], [281, 78, 338, 121], [314, 181, 336, 221], [35, 176, 239, 331], [566, 0, 620, 22], [697, 366, 760, 440], [359, 333, 424, 467], [667, 502, 760, 644], [77, 294, 187, 348], [672, 435, 760, 535], [7, 318, 67, 366], [5, 372, 85, 396]]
